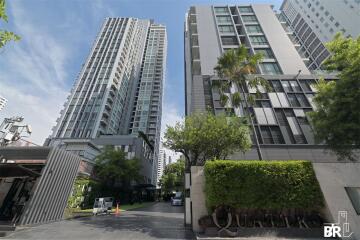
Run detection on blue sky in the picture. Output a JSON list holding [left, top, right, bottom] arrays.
[[0, 0, 282, 146]]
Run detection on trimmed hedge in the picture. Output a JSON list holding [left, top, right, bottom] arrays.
[[204, 160, 324, 212]]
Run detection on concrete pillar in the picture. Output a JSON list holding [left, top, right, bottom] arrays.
[[190, 166, 208, 232]]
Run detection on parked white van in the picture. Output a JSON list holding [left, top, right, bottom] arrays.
[[92, 197, 113, 215]]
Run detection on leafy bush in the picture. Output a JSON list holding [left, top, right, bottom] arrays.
[[204, 160, 324, 212]]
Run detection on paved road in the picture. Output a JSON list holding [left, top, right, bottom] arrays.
[[5, 202, 195, 240]]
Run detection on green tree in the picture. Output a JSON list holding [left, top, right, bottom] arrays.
[[159, 159, 185, 193], [0, 0, 20, 49], [94, 146, 142, 187], [309, 33, 360, 161], [164, 112, 251, 169], [214, 46, 272, 160]]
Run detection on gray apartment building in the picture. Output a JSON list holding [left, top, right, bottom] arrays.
[[46, 17, 167, 185], [280, 0, 360, 70], [185, 4, 339, 160], [184, 5, 360, 236]]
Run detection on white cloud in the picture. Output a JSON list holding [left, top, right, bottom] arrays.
[[160, 102, 183, 162], [0, 1, 71, 144]]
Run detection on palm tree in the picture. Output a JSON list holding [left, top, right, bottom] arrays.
[[214, 46, 271, 160]]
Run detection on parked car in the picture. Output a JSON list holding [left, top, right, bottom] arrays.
[[171, 192, 183, 206], [93, 197, 113, 215]]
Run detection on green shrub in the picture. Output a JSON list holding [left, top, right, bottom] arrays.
[[204, 160, 324, 212]]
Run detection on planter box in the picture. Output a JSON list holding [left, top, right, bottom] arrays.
[[203, 227, 326, 239]]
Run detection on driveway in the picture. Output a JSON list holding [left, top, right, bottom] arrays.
[[4, 202, 195, 240]]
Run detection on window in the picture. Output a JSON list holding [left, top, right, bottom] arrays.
[[255, 48, 274, 58], [271, 126, 285, 144], [221, 36, 238, 45], [330, 16, 334, 21], [260, 63, 282, 75], [242, 15, 257, 22], [214, 7, 229, 14], [216, 16, 232, 24], [296, 94, 310, 107], [287, 93, 301, 107], [218, 25, 235, 33], [245, 25, 262, 33], [260, 126, 273, 143], [270, 80, 283, 92], [335, 22, 339, 27], [290, 81, 301, 92], [250, 36, 267, 45], [345, 187, 360, 215], [238, 6, 253, 13], [325, 11, 329, 16]]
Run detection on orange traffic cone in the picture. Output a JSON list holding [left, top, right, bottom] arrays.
[[115, 203, 120, 216]]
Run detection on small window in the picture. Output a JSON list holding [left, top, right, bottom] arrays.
[[245, 25, 263, 33], [221, 36, 238, 45], [270, 80, 283, 92], [255, 48, 275, 59], [242, 15, 257, 22], [250, 36, 267, 45], [218, 25, 235, 33], [260, 63, 282, 75], [214, 7, 229, 14], [216, 16, 232, 24], [238, 6, 253, 13]]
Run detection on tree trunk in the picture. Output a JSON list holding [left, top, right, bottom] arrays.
[[239, 84, 263, 160]]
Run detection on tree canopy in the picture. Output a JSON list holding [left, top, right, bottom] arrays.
[[309, 33, 360, 161], [0, 0, 20, 49], [163, 112, 251, 168], [94, 146, 142, 187], [159, 159, 185, 193]]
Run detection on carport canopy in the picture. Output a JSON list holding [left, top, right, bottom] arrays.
[[0, 163, 41, 178]]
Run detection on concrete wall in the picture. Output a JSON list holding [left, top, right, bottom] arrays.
[[195, 6, 221, 76], [313, 162, 360, 240], [189, 161, 360, 238], [190, 166, 207, 232]]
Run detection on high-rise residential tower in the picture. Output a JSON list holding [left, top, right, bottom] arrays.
[[0, 95, 7, 112], [184, 4, 338, 160], [46, 18, 167, 184], [156, 148, 166, 187], [280, 0, 360, 69], [184, 6, 360, 234]]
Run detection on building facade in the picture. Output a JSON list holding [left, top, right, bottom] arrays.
[[184, 4, 338, 159], [156, 148, 166, 187], [0, 95, 7, 112], [46, 18, 167, 185], [280, 0, 360, 69], [184, 5, 360, 235]]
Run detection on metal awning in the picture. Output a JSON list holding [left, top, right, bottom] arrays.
[[0, 163, 41, 178]]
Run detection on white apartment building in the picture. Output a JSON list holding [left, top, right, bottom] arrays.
[[0, 95, 7, 111], [280, 0, 360, 69]]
